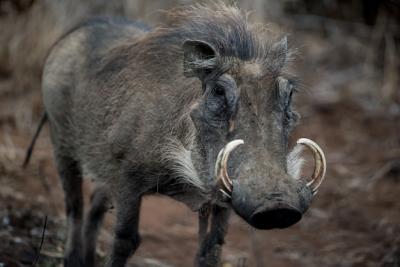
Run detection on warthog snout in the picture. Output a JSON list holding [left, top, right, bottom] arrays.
[[230, 181, 311, 229], [215, 138, 326, 229], [250, 202, 302, 229]]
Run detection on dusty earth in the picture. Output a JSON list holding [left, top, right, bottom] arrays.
[[0, 3, 400, 267]]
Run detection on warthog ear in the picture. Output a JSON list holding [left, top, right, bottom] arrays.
[[271, 36, 288, 69], [183, 40, 218, 79]]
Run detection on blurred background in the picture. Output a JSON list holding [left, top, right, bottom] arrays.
[[0, 0, 399, 266]]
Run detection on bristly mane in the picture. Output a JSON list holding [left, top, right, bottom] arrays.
[[142, 2, 290, 74]]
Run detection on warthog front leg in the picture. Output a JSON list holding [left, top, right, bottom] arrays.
[[196, 205, 231, 267], [83, 185, 110, 267], [106, 193, 142, 267]]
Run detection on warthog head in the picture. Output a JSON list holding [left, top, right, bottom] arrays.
[[174, 4, 326, 229]]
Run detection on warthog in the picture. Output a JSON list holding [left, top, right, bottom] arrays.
[[24, 3, 326, 267]]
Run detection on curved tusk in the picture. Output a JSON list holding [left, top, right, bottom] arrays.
[[215, 139, 244, 195], [215, 148, 231, 193], [297, 138, 326, 195], [219, 189, 232, 199]]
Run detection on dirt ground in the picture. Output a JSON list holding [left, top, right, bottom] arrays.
[[0, 1, 399, 267]]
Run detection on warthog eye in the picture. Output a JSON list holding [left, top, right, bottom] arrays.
[[275, 78, 294, 109], [202, 74, 238, 128], [205, 84, 226, 115], [284, 81, 294, 117], [283, 79, 295, 107], [213, 85, 225, 96], [275, 78, 299, 130]]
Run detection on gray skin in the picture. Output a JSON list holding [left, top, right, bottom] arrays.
[[32, 4, 314, 267]]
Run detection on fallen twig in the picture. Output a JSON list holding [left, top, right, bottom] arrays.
[[32, 215, 47, 267]]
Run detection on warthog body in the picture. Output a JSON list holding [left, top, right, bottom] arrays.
[[25, 3, 326, 267]]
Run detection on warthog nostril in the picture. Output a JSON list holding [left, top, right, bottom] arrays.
[[249, 203, 302, 230]]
